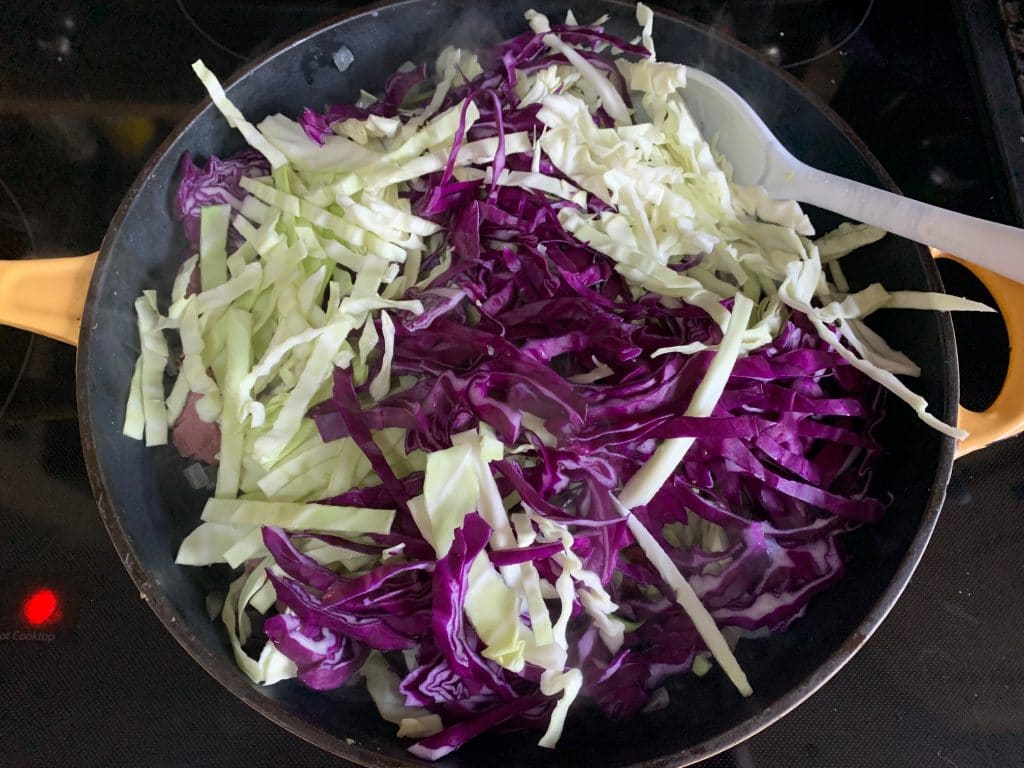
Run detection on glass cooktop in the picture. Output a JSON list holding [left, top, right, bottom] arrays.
[[1, 2, 1022, 767]]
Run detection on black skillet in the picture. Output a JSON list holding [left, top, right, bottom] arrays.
[[2, 0, 1018, 765]]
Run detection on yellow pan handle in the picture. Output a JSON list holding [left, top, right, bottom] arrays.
[[931, 248, 1024, 457], [0, 252, 98, 347], [1, 249, 1018, 455]]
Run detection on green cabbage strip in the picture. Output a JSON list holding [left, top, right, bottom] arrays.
[[510, 515, 555, 648], [221, 571, 297, 685], [616, 295, 755, 698], [531, 513, 623, 655], [361, 653, 444, 738], [215, 308, 252, 498], [134, 292, 169, 447], [200, 498, 395, 533], [538, 668, 584, 749], [199, 204, 231, 291], [192, 61, 288, 169], [122, 355, 145, 441], [175, 521, 240, 566], [621, 295, 755, 508], [465, 552, 529, 672]]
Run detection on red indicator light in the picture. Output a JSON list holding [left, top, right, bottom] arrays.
[[23, 588, 59, 626]]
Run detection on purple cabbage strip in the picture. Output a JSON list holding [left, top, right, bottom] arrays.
[[408, 693, 548, 761], [262, 526, 340, 592], [264, 612, 371, 690], [267, 571, 423, 651], [174, 148, 269, 248]]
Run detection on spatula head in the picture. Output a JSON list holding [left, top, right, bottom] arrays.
[[682, 68, 794, 187]]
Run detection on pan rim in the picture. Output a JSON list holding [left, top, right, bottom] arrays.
[[76, 1, 959, 765]]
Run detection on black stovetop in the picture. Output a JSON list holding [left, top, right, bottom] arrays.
[[2, 2, 1023, 767]]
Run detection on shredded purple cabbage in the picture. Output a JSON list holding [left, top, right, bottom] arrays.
[[174, 148, 269, 247]]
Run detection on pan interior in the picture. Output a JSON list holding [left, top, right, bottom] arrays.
[[78, 2, 956, 765]]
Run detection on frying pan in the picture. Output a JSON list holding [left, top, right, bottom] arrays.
[[2, 1, 1023, 765]]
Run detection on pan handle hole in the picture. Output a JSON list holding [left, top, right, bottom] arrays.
[[936, 259, 1009, 412]]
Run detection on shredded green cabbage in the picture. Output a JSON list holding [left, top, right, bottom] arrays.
[[200, 498, 395, 533], [122, 354, 145, 441], [465, 552, 528, 671], [199, 204, 231, 291], [361, 652, 444, 738], [192, 61, 288, 169], [537, 668, 584, 748], [134, 292, 169, 447]]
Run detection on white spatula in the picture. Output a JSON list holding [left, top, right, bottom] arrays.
[[682, 68, 1024, 284]]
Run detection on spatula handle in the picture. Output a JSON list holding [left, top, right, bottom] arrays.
[[792, 164, 1024, 285]]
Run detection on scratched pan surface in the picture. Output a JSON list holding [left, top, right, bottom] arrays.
[[76, 1, 958, 765]]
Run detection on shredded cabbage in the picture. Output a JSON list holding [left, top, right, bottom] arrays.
[[126, 3, 992, 759], [200, 498, 395, 533], [134, 292, 169, 447]]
